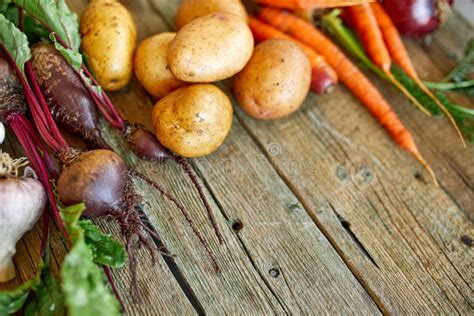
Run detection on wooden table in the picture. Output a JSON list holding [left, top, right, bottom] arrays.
[[2, 1, 473, 314]]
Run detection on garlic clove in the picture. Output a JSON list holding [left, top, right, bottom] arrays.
[[0, 123, 5, 144], [0, 258, 15, 282], [0, 176, 46, 283]]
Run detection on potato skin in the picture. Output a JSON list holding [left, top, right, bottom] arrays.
[[234, 39, 311, 120], [168, 12, 254, 83], [80, 0, 137, 91], [134, 33, 186, 99], [176, 0, 247, 29], [152, 84, 233, 158]]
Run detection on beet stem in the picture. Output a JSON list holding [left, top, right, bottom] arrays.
[[40, 205, 50, 258], [174, 156, 224, 245], [103, 266, 125, 311], [10, 115, 72, 245], [0, 44, 68, 152], [130, 170, 220, 273], [25, 61, 68, 150], [80, 65, 125, 128]]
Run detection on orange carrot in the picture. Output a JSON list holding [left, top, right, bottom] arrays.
[[370, 2, 466, 147], [249, 17, 338, 94], [347, 4, 431, 115], [254, 0, 375, 9], [259, 7, 437, 184], [346, 4, 391, 72]]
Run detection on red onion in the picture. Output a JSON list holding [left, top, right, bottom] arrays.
[[382, 0, 454, 38]]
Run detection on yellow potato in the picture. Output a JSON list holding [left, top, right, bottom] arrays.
[[168, 12, 254, 83], [80, 0, 137, 91], [176, 0, 248, 29], [152, 84, 233, 157], [234, 39, 311, 120], [134, 33, 186, 100]]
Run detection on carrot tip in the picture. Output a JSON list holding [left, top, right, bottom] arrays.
[[412, 150, 438, 187]]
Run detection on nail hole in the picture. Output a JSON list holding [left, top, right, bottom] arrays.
[[289, 203, 301, 213], [414, 171, 425, 182], [359, 167, 373, 183], [231, 219, 243, 231], [269, 268, 280, 278], [460, 235, 472, 247], [336, 165, 349, 182]]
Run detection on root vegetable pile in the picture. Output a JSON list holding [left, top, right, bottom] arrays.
[[1, 0, 471, 313]]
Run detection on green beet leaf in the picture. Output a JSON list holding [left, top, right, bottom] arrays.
[[0, 12, 31, 74], [61, 240, 121, 316], [79, 220, 127, 268], [13, 0, 80, 51]]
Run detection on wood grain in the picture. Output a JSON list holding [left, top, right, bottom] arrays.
[[1, 0, 472, 314]]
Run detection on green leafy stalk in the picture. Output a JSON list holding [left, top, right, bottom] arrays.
[[442, 39, 474, 83], [322, 9, 386, 79], [0, 4, 50, 42], [424, 80, 474, 91], [12, 0, 80, 51], [322, 10, 474, 141], [59, 204, 122, 316], [0, 265, 42, 315], [80, 220, 127, 269], [0, 12, 31, 74], [23, 254, 65, 316]]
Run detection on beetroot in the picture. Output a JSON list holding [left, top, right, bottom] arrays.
[[30, 43, 109, 149], [0, 56, 27, 117], [27, 42, 223, 243], [2, 46, 220, 302], [57, 149, 128, 217]]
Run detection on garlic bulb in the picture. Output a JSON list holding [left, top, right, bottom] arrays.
[[0, 152, 46, 282]]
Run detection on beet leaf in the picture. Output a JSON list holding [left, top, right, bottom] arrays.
[[60, 203, 121, 316], [13, 0, 80, 51]]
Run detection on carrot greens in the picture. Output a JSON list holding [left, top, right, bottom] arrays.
[[322, 10, 474, 141]]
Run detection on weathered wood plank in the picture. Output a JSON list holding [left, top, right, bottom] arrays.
[[93, 0, 380, 313], [152, 1, 473, 313]]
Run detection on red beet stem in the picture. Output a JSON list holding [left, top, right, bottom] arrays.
[[25, 62, 68, 149], [79, 65, 125, 129], [0, 45, 69, 152], [9, 114, 72, 246], [174, 156, 223, 244], [103, 266, 125, 311], [130, 170, 220, 273]]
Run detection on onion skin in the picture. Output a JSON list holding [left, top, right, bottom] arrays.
[[30, 43, 110, 149], [382, 0, 454, 38], [57, 150, 128, 217], [0, 176, 46, 282]]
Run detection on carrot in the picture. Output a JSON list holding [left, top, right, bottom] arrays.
[[254, 0, 375, 9], [370, 2, 466, 147], [346, 4, 431, 115], [249, 17, 338, 94], [258, 8, 437, 184], [346, 4, 391, 72]]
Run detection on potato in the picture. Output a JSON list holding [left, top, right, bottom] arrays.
[[168, 12, 254, 83], [152, 84, 233, 158], [176, 0, 248, 29], [234, 39, 311, 120], [134, 33, 186, 99], [80, 0, 137, 91]]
